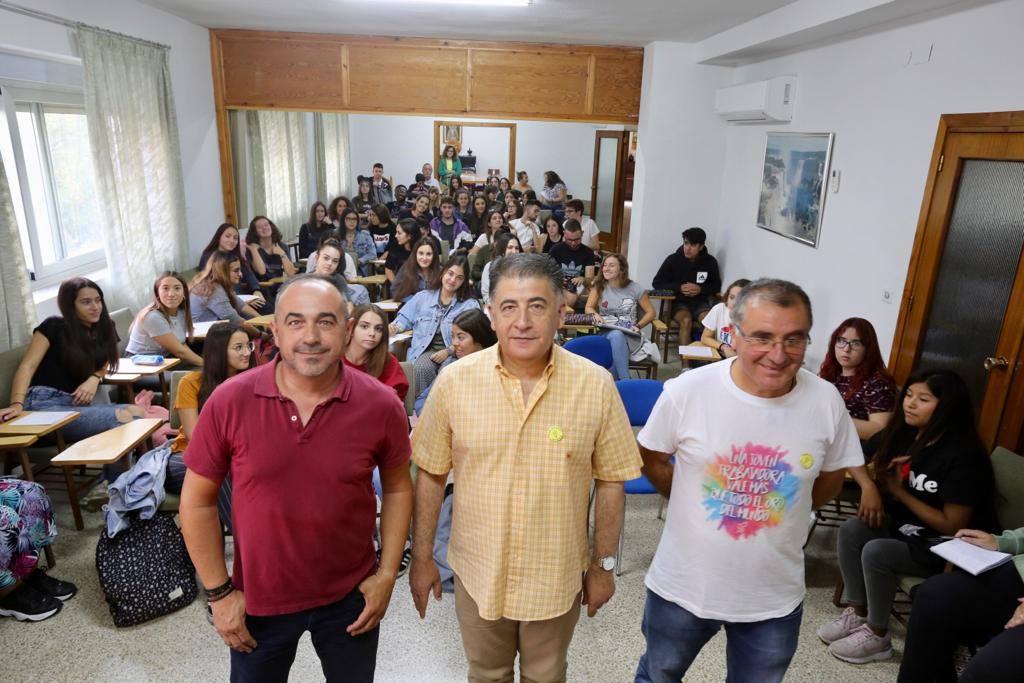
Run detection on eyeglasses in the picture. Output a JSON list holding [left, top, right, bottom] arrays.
[[835, 337, 865, 351], [734, 324, 810, 354], [230, 342, 256, 354]]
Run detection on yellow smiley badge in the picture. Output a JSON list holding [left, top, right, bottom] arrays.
[[800, 453, 814, 470], [548, 426, 564, 443]]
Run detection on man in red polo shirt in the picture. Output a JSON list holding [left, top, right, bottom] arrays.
[[180, 274, 413, 682]]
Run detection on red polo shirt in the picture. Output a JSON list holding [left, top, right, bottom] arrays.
[[184, 357, 411, 616]]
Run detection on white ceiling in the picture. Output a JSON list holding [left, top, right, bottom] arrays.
[[137, 0, 800, 47]]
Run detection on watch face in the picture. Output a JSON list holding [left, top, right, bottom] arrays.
[[600, 557, 616, 571]]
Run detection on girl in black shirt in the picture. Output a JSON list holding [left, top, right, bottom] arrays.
[[384, 220, 416, 285], [297, 202, 334, 259], [197, 223, 264, 304], [367, 204, 396, 258], [0, 278, 144, 441]]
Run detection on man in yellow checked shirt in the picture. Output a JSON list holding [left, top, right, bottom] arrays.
[[410, 254, 641, 682]]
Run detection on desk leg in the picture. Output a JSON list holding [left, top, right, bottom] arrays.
[[158, 372, 169, 406], [43, 545, 56, 569], [62, 465, 84, 531], [18, 448, 33, 481]]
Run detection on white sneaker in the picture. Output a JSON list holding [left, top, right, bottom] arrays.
[[828, 623, 893, 664], [817, 606, 866, 644]]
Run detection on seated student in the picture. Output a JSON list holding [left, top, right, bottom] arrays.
[[470, 210, 510, 257], [367, 204, 396, 257], [124, 272, 203, 367], [539, 170, 568, 222], [482, 186, 499, 214], [306, 238, 370, 307], [538, 214, 564, 254], [413, 308, 496, 414], [699, 278, 750, 358], [389, 255, 479, 395], [388, 185, 409, 219], [407, 174, 429, 201], [197, 223, 264, 305], [163, 321, 248, 534], [392, 236, 442, 303], [584, 253, 657, 380], [297, 201, 333, 260], [652, 226, 721, 345], [819, 317, 898, 530], [337, 207, 376, 275], [426, 186, 442, 219], [353, 176, 374, 219], [510, 199, 543, 252], [0, 479, 76, 622], [245, 215, 296, 282], [818, 369, 996, 665], [465, 195, 489, 238], [399, 194, 433, 238], [385, 219, 417, 284], [450, 175, 464, 194], [479, 232, 521, 305], [512, 170, 532, 194], [899, 526, 1024, 683], [564, 198, 600, 250], [503, 194, 522, 224], [454, 189, 472, 223], [343, 304, 409, 401], [429, 197, 473, 254], [369, 162, 393, 205], [304, 230, 358, 280], [548, 219, 598, 307], [327, 195, 351, 229], [0, 277, 144, 443], [188, 252, 263, 337], [496, 176, 512, 204]]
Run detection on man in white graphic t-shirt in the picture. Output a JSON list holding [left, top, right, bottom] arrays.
[[634, 279, 863, 683]]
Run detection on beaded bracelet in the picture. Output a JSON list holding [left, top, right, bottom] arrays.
[[205, 579, 235, 603]]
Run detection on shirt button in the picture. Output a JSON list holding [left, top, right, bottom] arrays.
[[290, 415, 297, 422]]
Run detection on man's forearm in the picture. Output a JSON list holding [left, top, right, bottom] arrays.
[[593, 480, 625, 559], [180, 501, 228, 589], [378, 489, 413, 577], [640, 446, 673, 498], [411, 471, 447, 561], [811, 470, 846, 510]]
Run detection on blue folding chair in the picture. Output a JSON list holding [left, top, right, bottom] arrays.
[[615, 379, 666, 575], [563, 335, 613, 370]]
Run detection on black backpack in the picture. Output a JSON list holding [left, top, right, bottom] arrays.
[[95, 514, 198, 627]]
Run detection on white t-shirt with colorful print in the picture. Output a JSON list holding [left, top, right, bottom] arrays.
[[638, 358, 863, 622], [701, 302, 734, 345]]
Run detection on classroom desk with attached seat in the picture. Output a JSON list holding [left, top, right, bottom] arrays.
[[104, 357, 181, 404]]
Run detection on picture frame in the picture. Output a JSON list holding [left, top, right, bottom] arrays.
[[756, 132, 834, 248]]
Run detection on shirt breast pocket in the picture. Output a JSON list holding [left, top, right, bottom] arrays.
[[544, 430, 592, 486]]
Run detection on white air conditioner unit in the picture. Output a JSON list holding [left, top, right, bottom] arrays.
[[714, 76, 796, 123]]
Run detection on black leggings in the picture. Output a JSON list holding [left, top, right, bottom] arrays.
[[898, 562, 1023, 682]]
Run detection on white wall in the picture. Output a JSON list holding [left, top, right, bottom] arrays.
[[710, 0, 1024, 367], [348, 113, 612, 200], [0, 0, 221, 269]]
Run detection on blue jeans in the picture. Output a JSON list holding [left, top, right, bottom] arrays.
[[635, 589, 802, 683], [230, 589, 378, 682], [604, 329, 632, 380]]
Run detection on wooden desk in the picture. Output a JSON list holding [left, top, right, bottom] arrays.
[[106, 357, 181, 403], [0, 433, 39, 483], [0, 410, 80, 442], [259, 276, 287, 287], [248, 313, 274, 328], [51, 417, 165, 530], [352, 273, 388, 301]]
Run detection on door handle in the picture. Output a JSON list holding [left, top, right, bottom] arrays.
[[984, 356, 1010, 371]]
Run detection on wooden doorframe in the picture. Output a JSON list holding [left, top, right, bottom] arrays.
[[589, 130, 629, 252], [889, 111, 1024, 449], [432, 120, 516, 180]]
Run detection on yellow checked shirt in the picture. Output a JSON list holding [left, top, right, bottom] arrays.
[[413, 344, 642, 621]]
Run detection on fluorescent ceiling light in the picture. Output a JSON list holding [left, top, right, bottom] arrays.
[[381, 0, 531, 5]]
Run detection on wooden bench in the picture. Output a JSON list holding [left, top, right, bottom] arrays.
[[51, 418, 165, 530]]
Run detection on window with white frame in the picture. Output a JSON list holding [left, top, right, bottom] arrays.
[[0, 83, 105, 287]]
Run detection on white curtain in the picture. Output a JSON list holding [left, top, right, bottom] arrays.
[[246, 110, 309, 241], [76, 27, 188, 313], [315, 112, 352, 202], [0, 154, 36, 351]]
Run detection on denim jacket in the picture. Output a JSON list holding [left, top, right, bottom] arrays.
[[342, 228, 377, 266], [394, 289, 480, 361]]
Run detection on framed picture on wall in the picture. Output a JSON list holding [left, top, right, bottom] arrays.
[[757, 132, 834, 247]]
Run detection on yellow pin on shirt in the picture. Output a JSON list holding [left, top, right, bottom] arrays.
[[800, 453, 814, 469], [548, 426, 564, 442]]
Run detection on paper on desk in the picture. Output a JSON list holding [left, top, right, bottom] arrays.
[[238, 294, 258, 303], [192, 320, 225, 337], [929, 538, 1013, 576], [679, 345, 714, 359], [389, 331, 413, 346], [8, 411, 77, 426]]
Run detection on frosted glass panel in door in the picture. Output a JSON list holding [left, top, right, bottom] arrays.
[[594, 137, 617, 232], [918, 160, 1024, 409]]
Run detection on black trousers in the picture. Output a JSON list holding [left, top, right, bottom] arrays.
[[898, 562, 1023, 683], [230, 589, 377, 683]]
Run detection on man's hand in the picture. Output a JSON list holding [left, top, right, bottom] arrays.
[[1006, 598, 1024, 629], [680, 283, 700, 297], [348, 572, 397, 635], [582, 567, 615, 617], [409, 555, 442, 618], [211, 590, 257, 653]]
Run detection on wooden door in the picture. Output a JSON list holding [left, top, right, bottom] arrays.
[[589, 130, 629, 252], [890, 112, 1024, 451]]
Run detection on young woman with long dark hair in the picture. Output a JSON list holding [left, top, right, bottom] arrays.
[[584, 252, 657, 380], [245, 215, 296, 281], [465, 195, 489, 238], [343, 304, 409, 401], [327, 195, 351, 229], [338, 208, 376, 274], [399, 194, 432, 238], [391, 236, 442, 302], [479, 232, 521, 305], [298, 201, 334, 259], [0, 278, 144, 440], [367, 203, 396, 257], [819, 369, 996, 666], [538, 214, 564, 254], [540, 170, 568, 221], [125, 272, 203, 367], [384, 220, 417, 285], [197, 223, 263, 303]]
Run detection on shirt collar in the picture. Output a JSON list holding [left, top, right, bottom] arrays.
[[492, 343, 558, 381], [254, 355, 352, 402]]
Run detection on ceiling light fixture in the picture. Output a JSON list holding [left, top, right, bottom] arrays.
[[381, 0, 531, 6]]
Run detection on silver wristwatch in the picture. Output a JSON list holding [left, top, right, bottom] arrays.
[[594, 555, 616, 572]]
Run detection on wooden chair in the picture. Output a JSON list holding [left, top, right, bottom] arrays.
[[630, 319, 667, 379], [399, 361, 417, 417]]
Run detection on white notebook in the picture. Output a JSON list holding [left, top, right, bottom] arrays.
[[7, 411, 77, 426], [679, 345, 714, 359], [929, 538, 1013, 576]]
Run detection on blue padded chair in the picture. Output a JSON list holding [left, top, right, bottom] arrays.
[[614, 379, 665, 575], [564, 335, 613, 370]]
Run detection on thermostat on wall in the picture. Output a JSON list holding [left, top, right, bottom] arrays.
[[829, 169, 841, 194]]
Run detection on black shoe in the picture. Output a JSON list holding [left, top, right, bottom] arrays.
[[397, 548, 412, 578], [0, 583, 62, 622], [24, 568, 78, 601]]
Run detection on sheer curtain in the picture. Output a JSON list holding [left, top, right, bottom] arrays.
[[314, 112, 352, 202], [0, 155, 36, 351], [246, 110, 309, 241], [76, 27, 188, 313]]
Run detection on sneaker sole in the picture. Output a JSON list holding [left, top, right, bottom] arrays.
[[829, 647, 893, 664], [0, 602, 62, 622], [818, 628, 861, 645]]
